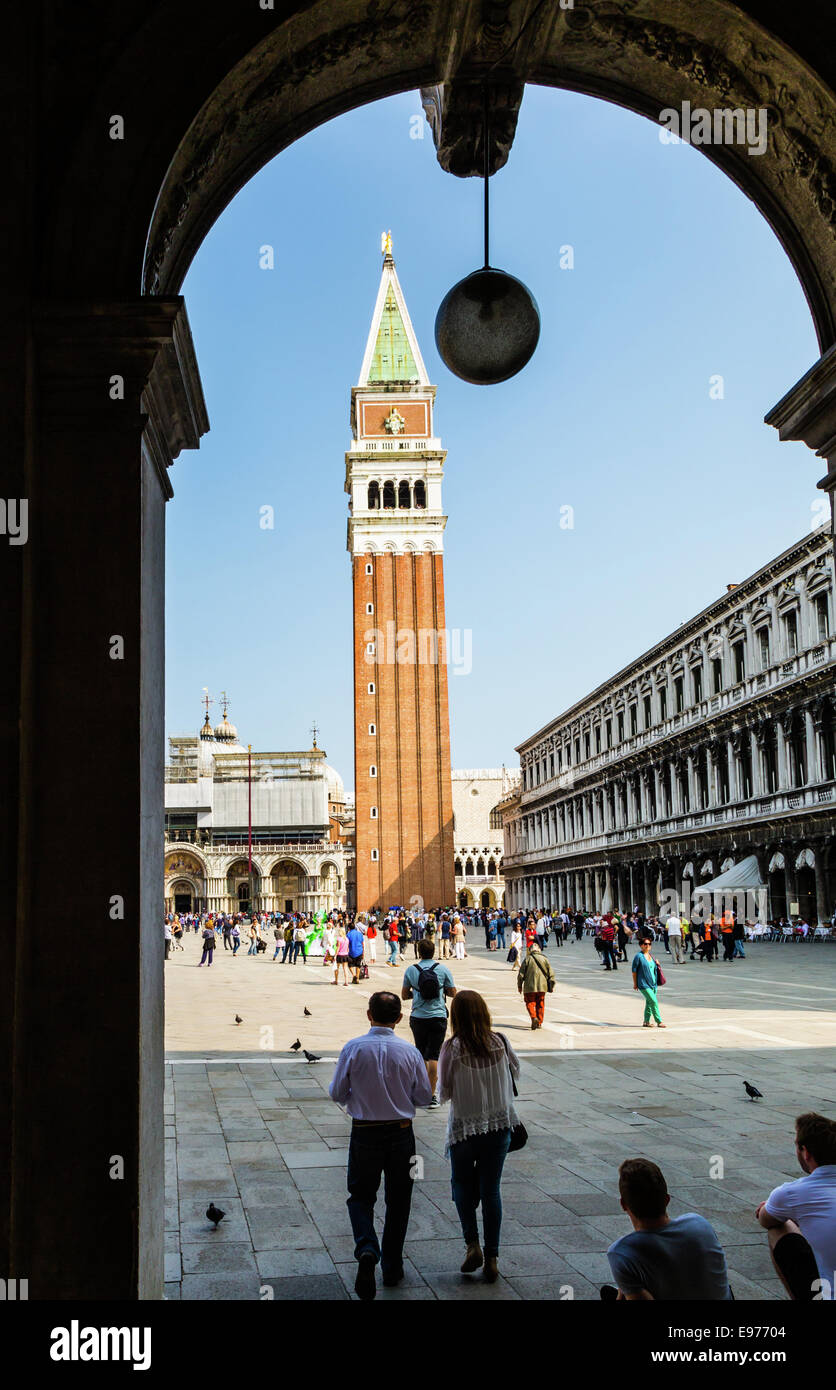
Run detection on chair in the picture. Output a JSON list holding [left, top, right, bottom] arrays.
[[782, 926, 794, 944], [813, 926, 827, 942]]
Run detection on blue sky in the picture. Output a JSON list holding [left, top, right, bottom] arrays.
[[167, 84, 821, 788]]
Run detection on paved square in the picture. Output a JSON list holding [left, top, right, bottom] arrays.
[[164, 935, 836, 1299]]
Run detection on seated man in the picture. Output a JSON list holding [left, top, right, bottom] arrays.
[[603, 1158, 731, 1300], [756, 1111, 836, 1301]]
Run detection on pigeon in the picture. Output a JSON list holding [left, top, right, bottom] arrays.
[[304, 1006, 312, 1017], [290, 1038, 302, 1052], [743, 1081, 763, 1101], [206, 1203, 225, 1228], [304, 1050, 321, 1064], [235, 1015, 243, 1026]]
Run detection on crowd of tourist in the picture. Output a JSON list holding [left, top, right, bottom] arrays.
[[164, 899, 836, 1301]]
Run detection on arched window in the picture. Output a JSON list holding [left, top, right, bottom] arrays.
[[476, 857, 486, 876], [455, 859, 463, 876], [398, 480, 410, 509], [489, 803, 503, 830], [414, 480, 426, 509], [465, 858, 474, 877], [367, 481, 380, 509], [382, 480, 395, 509], [488, 858, 497, 877]]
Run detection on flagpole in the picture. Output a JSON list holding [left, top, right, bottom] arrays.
[[248, 744, 253, 916]]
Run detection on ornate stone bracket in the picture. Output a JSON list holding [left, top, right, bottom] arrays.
[[766, 344, 836, 549]]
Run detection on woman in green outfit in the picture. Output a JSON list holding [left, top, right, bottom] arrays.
[[631, 937, 666, 1028]]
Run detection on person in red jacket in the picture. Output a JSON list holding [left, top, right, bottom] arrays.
[[387, 918, 400, 967]]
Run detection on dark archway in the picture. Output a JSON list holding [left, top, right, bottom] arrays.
[[8, 0, 836, 1303]]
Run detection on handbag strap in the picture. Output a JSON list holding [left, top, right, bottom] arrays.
[[498, 1033, 519, 1097], [530, 951, 551, 985]]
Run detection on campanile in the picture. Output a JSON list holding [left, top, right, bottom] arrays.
[[346, 235, 455, 914]]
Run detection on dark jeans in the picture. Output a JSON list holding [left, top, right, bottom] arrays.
[[346, 1122, 415, 1276], [282, 941, 293, 962], [450, 1128, 512, 1259], [601, 941, 618, 970], [293, 942, 306, 963], [199, 946, 214, 965], [496, 927, 506, 949]]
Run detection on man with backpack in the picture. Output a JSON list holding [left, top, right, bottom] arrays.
[[400, 938, 456, 1105]]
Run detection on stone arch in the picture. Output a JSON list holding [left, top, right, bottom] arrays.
[[164, 848, 208, 879], [118, 3, 834, 352]]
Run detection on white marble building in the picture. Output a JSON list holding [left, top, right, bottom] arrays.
[[453, 768, 519, 908], [501, 531, 836, 923], [164, 704, 348, 914]]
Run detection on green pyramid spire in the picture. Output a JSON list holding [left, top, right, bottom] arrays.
[[369, 286, 419, 382]]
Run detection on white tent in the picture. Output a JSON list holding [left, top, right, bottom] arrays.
[[692, 855, 765, 894]]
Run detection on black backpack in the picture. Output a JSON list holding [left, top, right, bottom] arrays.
[[413, 962, 441, 1001]]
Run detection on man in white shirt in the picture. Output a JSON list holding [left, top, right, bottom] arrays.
[[756, 1111, 836, 1300], [329, 991, 432, 1300], [666, 911, 684, 963]]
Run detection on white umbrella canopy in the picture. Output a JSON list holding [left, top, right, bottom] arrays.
[[692, 855, 765, 894]]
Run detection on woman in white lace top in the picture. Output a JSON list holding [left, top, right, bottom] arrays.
[[438, 990, 521, 1283]]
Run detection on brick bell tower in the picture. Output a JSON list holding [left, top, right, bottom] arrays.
[[346, 233, 455, 914]]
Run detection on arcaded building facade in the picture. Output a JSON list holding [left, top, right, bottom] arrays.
[[453, 768, 519, 909], [502, 532, 836, 923]]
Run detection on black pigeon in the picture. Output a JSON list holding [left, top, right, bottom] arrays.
[[743, 1081, 763, 1101], [304, 1050, 321, 1063], [206, 1203, 225, 1228], [304, 1007, 312, 1017], [235, 1015, 243, 1026], [290, 1038, 302, 1052]]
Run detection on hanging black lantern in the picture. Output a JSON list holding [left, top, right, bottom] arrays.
[[435, 85, 540, 385]]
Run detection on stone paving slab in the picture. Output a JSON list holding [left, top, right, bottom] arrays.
[[165, 936, 836, 1299]]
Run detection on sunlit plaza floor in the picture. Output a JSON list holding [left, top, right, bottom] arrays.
[[164, 934, 836, 1300]]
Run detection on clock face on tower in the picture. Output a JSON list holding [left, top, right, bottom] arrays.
[[383, 408, 405, 435]]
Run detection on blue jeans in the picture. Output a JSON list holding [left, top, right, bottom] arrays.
[[449, 1128, 512, 1259], [346, 1122, 415, 1276], [496, 927, 506, 949], [293, 941, 306, 963], [733, 939, 746, 957], [247, 941, 258, 955], [387, 939, 399, 964]]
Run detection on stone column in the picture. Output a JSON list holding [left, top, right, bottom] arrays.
[[776, 720, 789, 789], [727, 738, 738, 803], [749, 728, 762, 795], [644, 864, 655, 917], [815, 848, 829, 925], [686, 753, 697, 810], [784, 847, 799, 917], [804, 705, 818, 784], [3, 300, 207, 1299]]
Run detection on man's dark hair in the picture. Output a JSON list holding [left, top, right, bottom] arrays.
[[417, 938, 435, 959], [796, 1112, 836, 1165], [368, 991, 401, 1025], [618, 1158, 669, 1219]]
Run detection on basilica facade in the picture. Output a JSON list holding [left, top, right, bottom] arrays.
[[501, 531, 836, 924], [164, 703, 350, 915]]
